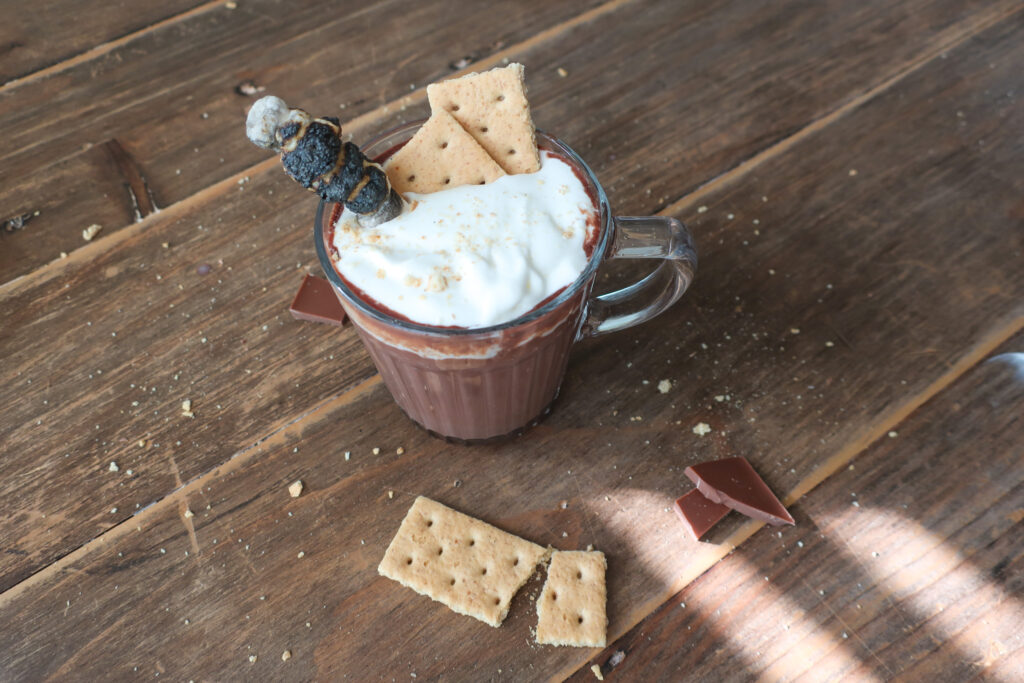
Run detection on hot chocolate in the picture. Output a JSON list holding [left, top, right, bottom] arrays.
[[316, 128, 609, 440]]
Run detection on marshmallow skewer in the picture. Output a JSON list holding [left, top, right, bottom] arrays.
[[246, 96, 402, 226]]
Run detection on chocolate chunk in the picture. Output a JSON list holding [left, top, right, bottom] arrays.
[[684, 457, 794, 526], [289, 274, 346, 326], [673, 489, 730, 541]]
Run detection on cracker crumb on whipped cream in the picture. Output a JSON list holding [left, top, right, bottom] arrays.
[[330, 150, 596, 328]]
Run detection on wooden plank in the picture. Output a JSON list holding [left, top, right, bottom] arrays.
[[2, 14, 1022, 679], [576, 334, 1024, 682], [0, 0, 611, 283], [0, 0, 207, 84], [2, 0, 1014, 594], [1, 1, 1018, 285]]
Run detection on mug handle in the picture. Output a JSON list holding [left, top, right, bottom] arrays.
[[579, 216, 698, 338]]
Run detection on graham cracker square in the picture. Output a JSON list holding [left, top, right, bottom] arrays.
[[378, 496, 548, 627], [426, 63, 540, 175], [536, 550, 608, 647], [384, 108, 505, 195]]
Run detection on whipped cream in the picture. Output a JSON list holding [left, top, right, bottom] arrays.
[[330, 151, 596, 328]]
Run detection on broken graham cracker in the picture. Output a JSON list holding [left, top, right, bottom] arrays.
[[378, 496, 548, 628], [384, 108, 505, 195], [426, 63, 540, 175], [536, 550, 608, 648]]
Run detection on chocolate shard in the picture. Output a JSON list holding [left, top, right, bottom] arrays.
[[289, 274, 347, 326], [684, 457, 795, 526], [673, 489, 730, 542]]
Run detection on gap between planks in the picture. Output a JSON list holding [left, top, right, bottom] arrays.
[[0, 1, 229, 92], [661, 1, 1024, 217], [0, 0, 635, 297], [1, 0, 1018, 635]]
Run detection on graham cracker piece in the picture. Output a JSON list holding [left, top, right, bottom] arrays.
[[426, 63, 540, 175], [378, 496, 548, 627], [536, 550, 607, 647], [384, 108, 505, 195]]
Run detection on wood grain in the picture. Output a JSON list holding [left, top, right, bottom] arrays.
[[2, 0, 1018, 283], [0, 0, 610, 283], [2, 0, 1015, 593], [576, 333, 1024, 682], [2, 12, 1022, 679], [0, 0, 207, 84]]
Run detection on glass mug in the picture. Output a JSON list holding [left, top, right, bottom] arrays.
[[315, 121, 697, 442]]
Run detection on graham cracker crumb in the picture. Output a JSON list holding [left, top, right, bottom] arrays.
[[82, 224, 102, 241], [591, 664, 604, 680], [692, 422, 712, 436], [288, 480, 303, 498], [657, 379, 672, 394], [281, 650, 291, 662], [108, 461, 119, 472]]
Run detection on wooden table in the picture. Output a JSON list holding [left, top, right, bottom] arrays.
[[2, 1, 1022, 680]]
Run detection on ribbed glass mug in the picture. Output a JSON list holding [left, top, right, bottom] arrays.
[[315, 121, 697, 442]]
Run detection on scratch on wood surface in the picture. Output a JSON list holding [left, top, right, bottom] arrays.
[[168, 454, 201, 556], [101, 139, 159, 221], [178, 501, 200, 558], [800, 577, 897, 679]]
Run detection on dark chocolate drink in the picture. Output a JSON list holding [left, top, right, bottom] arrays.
[[315, 126, 609, 441], [314, 122, 697, 441]]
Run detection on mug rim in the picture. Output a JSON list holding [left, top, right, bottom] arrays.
[[313, 120, 613, 337]]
